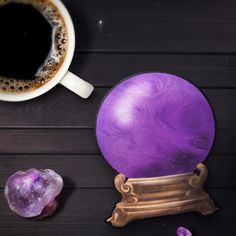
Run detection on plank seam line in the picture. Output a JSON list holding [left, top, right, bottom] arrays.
[[74, 50, 236, 56], [0, 152, 235, 155], [0, 127, 233, 130], [0, 154, 233, 157], [0, 187, 234, 190], [55, 85, 236, 90], [92, 86, 236, 90]]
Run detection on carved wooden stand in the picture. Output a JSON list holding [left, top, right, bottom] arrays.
[[107, 163, 218, 227]]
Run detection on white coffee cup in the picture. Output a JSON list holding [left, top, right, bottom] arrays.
[[0, 0, 94, 102]]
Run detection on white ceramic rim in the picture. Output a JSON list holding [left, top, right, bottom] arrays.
[[0, 0, 75, 102]]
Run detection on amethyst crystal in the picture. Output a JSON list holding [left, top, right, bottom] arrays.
[[4, 169, 63, 218], [177, 227, 192, 236]]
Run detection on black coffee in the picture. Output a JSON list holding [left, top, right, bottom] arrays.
[[0, 3, 52, 80], [0, 0, 68, 93]]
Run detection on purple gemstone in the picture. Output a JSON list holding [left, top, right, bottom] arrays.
[[4, 169, 63, 218], [177, 227, 192, 236], [96, 73, 215, 178]]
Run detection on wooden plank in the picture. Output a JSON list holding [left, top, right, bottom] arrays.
[[62, 0, 236, 52], [0, 189, 235, 236], [0, 87, 102, 128], [0, 155, 235, 189], [0, 88, 234, 128], [0, 155, 115, 189], [0, 128, 233, 155], [0, 129, 98, 155], [70, 53, 236, 87]]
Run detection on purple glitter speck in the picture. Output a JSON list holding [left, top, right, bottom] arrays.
[[176, 227, 192, 236]]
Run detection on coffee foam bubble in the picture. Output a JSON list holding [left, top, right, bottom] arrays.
[[0, 0, 68, 93]]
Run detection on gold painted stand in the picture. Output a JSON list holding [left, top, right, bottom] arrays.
[[107, 163, 218, 227]]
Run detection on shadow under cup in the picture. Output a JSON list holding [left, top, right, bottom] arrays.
[[0, 0, 69, 94]]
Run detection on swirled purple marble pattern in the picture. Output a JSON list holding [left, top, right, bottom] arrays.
[[96, 73, 215, 178]]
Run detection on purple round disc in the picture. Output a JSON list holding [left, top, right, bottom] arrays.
[[96, 73, 215, 178]]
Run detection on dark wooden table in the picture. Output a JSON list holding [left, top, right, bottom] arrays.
[[1, 0, 236, 235]]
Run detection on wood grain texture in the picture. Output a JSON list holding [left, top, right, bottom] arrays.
[[0, 88, 234, 128], [1, 0, 236, 235], [0, 189, 234, 236], [63, 0, 236, 52], [70, 53, 236, 87], [0, 155, 235, 189], [0, 128, 234, 155]]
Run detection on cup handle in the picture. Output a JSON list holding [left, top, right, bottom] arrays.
[[60, 71, 94, 99]]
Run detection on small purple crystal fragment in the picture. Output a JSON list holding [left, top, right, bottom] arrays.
[[177, 227, 192, 236], [4, 169, 63, 218]]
